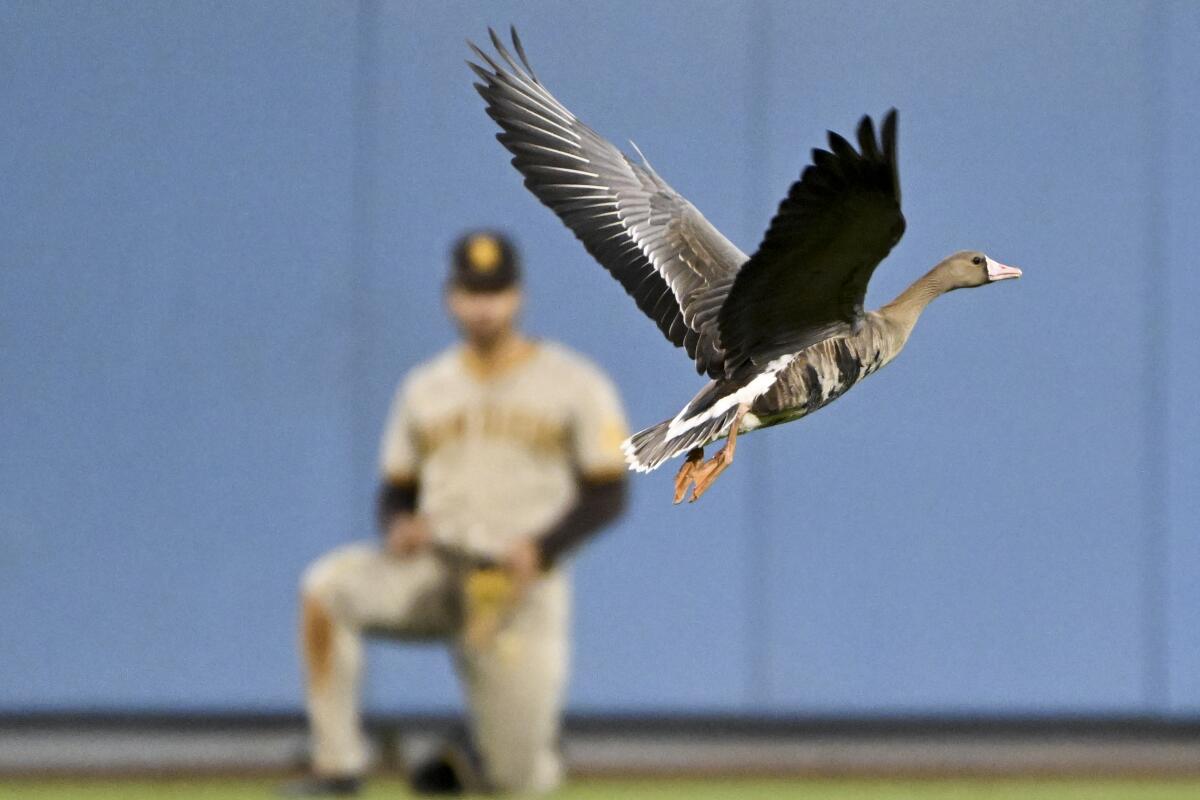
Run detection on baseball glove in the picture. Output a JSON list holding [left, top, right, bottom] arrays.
[[462, 567, 519, 652]]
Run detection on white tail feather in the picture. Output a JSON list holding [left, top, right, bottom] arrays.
[[622, 406, 739, 473]]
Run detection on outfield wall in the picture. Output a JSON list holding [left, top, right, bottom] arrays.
[[2, 0, 1199, 718]]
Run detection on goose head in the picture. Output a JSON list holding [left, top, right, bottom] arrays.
[[936, 250, 1022, 290]]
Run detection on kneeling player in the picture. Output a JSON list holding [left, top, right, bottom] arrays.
[[284, 232, 629, 796]]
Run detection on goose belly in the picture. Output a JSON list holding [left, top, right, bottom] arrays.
[[748, 336, 887, 429]]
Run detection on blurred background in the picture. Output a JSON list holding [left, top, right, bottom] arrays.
[[2, 0, 1199, 792]]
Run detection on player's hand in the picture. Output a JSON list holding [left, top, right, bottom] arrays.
[[503, 537, 541, 590], [385, 513, 432, 558]]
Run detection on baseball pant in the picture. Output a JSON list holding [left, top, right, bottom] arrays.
[[299, 544, 569, 794]]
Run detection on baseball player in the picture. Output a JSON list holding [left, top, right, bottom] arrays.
[[284, 231, 630, 796]]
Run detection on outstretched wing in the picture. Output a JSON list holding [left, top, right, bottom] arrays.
[[469, 27, 747, 378], [717, 111, 906, 373]]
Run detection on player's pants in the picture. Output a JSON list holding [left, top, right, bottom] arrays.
[[300, 544, 569, 795]]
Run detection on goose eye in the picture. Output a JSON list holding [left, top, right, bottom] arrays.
[[971, 256, 984, 266]]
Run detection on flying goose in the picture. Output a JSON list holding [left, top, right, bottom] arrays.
[[468, 28, 1021, 503]]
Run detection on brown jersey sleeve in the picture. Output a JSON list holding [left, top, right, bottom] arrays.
[[536, 361, 631, 566], [377, 376, 422, 531], [536, 474, 628, 567]]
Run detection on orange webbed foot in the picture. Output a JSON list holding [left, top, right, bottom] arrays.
[[673, 447, 705, 505]]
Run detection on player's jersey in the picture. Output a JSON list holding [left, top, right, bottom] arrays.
[[380, 340, 628, 560]]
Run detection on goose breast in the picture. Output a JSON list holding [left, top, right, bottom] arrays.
[[749, 315, 900, 427]]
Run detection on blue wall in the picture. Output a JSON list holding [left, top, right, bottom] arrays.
[[2, 0, 1197, 717]]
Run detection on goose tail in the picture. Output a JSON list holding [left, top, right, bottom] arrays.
[[621, 406, 739, 473]]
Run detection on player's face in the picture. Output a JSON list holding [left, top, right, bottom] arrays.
[[447, 286, 523, 346]]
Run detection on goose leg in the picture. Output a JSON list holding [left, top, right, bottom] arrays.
[[688, 404, 750, 503], [673, 447, 705, 505]]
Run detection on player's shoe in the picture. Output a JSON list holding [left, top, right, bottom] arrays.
[[408, 737, 486, 795], [277, 775, 363, 796]]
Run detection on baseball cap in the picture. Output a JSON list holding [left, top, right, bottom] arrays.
[[448, 230, 521, 292]]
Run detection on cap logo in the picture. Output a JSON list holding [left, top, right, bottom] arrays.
[[466, 235, 502, 274]]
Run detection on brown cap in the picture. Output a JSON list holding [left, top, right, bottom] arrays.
[[449, 230, 521, 292]]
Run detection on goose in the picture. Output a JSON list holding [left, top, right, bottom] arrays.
[[468, 28, 1021, 503]]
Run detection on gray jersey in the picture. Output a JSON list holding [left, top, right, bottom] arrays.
[[380, 340, 628, 560]]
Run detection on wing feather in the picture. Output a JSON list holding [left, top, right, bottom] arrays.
[[717, 110, 906, 371], [470, 27, 747, 377]]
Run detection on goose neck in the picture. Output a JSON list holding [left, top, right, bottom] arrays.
[[881, 269, 948, 336]]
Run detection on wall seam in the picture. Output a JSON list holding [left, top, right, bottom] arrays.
[[743, 0, 773, 710], [349, 0, 382, 529], [1140, 0, 1170, 715]]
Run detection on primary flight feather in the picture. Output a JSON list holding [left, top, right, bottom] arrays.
[[469, 27, 1020, 503]]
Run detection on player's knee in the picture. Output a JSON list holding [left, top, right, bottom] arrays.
[[300, 553, 344, 609]]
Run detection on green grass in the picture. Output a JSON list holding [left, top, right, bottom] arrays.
[[2, 777, 1199, 800]]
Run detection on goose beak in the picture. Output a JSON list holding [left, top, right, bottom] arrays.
[[985, 257, 1022, 282]]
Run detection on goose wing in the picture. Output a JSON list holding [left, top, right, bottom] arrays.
[[717, 111, 906, 373], [469, 27, 746, 378]]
